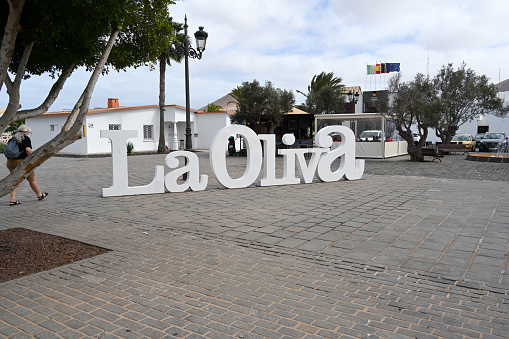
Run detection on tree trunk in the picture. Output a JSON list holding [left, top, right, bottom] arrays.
[[157, 56, 167, 153], [0, 0, 25, 92], [0, 30, 119, 198], [0, 42, 33, 133]]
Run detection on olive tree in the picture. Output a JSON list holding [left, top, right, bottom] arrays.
[[383, 73, 440, 162], [434, 63, 508, 143], [230, 80, 295, 134], [0, 0, 177, 197]]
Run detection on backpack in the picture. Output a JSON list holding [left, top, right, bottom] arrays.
[[3, 138, 22, 159]]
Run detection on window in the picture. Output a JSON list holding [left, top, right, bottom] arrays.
[[109, 124, 121, 131], [143, 125, 154, 140]]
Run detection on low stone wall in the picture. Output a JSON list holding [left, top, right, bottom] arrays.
[[0, 132, 11, 144]]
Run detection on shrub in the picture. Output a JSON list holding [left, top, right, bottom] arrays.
[[127, 141, 134, 154]]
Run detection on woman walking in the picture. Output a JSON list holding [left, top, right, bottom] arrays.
[[5, 124, 48, 205]]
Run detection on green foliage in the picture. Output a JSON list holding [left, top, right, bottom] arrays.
[[5, 120, 23, 134], [2, 0, 177, 78], [433, 63, 508, 143], [127, 141, 134, 154], [205, 103, 224, 112], [230, 80, 295, 134], [297, 72, 346, 114], [384, 73, 439, 161], [0, 143, 5, 154]]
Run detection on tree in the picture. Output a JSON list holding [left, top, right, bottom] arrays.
[[433, 63, 508, 143], [157, 22, 184, 153], [297, 71, 345, 114], [230, 80, 295, 134], [205, 103, 224, 112], [0, 0, 177, 197], [383, 73, 440, 162]]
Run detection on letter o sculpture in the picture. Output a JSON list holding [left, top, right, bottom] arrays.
[[210, 125, 263, 188]]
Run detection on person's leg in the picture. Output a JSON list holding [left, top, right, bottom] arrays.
[[9, 187, 19, 203], [27, 178, 42, 197], [6, 159, 22, 204], [26, 172, 44, 198]]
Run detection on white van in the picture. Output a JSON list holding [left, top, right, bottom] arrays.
[[358, 130, 382, 141]]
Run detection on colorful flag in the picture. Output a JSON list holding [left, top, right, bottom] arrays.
[[367, 64, 376, 75], [376, 64, 381, 74], [386, 63, 401, 72], [381, 63, 387, 73]]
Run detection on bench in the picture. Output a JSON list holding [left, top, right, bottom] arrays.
[[422, 146, 444, 162], [437, 144, 469, 154]]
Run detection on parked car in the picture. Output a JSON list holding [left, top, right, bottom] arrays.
[[358, 130, 382, 142], [328, 132, 342, 142], [450, 134, 475, 151], [474, 133, 485, 145], [479, 132, 508, 152]]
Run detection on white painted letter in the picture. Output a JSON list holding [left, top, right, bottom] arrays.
[[210, 125, 262, 188], [164, 151, 208, 192], [101, 130, 164, 197], [315, 126, 364, 181]]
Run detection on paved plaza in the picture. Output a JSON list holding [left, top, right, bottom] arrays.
[[1, 152, 509, 338]]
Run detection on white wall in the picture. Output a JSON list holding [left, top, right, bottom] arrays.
[[26, 105, 231, 154], [194, 112, 231, 149], [86, 108, 159, 154], [26, 114, 88, 153]]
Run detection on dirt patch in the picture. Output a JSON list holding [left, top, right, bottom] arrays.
[[0, 228, 110, 283]]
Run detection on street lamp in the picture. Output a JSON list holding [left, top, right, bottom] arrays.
[[169, 16, 208, 151], [347, 90, 360, 113]]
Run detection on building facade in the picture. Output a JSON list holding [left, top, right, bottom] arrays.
[[25, 99, 233, 155]]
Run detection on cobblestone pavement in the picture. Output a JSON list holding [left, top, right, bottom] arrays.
[[1, 152, 509, 338]]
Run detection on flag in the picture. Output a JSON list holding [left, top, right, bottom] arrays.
[[376, 64, 381, 74], [386, 63, 400, 72], [381, 63, 387, 73], [367, 64, 376, 75]]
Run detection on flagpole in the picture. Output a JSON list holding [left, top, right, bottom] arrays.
[[365, 62, 368, 92]]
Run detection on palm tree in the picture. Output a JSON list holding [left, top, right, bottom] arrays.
[[157, 23, 185, 153], [297, 72, 345, 114]]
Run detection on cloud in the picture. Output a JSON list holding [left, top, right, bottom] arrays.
[[1, 0, 508, 113]]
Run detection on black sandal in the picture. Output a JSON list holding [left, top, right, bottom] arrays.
[[10, 201, 21, 206], [38, 192, 48, 201]]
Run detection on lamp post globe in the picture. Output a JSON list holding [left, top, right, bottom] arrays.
[[194, 26, 208, 52]]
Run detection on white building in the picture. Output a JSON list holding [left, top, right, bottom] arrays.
[[25, 98, 233, 155]]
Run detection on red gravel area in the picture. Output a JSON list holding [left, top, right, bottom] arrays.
[[0, 228, 110, 283]]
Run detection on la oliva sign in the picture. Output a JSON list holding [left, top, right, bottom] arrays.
[[101, 125, 365, 197]]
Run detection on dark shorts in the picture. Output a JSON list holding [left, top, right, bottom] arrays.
[[6, 159, 35, 181]]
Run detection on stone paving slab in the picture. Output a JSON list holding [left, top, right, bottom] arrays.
[[1, 152, 509, 338]]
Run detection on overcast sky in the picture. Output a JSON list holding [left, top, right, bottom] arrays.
[[1, 0, 508, 112]]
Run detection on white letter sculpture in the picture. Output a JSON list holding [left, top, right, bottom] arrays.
[[164, 151, 208, 192], [210, 125, 262, 189], [102, 125, 364, 197], [315, 126, 365, 181], [101, 130, 164, 197]]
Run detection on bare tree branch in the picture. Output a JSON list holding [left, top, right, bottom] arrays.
[[0, 30, 119, 198], [15, 62, 76, 121], [0, 41, 33, 131], [0, 0, 25, 91]]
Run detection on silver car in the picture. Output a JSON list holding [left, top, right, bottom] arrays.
[[479, 132, 508, 152]]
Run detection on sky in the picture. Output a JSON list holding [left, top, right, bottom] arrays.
[[2, 0, 509, 112]]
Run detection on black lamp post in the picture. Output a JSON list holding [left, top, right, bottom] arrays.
[[347, 90, 360, 114], [169, 16, 208, 151]]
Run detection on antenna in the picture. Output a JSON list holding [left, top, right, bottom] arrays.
[[426, 45, 430, 78]]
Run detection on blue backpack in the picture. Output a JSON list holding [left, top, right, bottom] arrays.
[[4, 138, 22, 159]]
